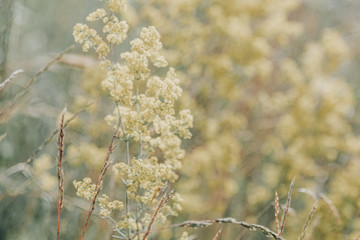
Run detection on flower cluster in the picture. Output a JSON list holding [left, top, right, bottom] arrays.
[[73, 178, 96, 200], [72, 0, 192, 238], [98, 194, 124, 218], [73, 4, 129, 59]]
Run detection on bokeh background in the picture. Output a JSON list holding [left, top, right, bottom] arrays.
[[1, 0, 360, 239]]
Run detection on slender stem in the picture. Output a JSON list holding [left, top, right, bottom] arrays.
[[280, 178, 295, 237], [57, 109, 66, 240], [81, 121, 121, 240], [135, 186, 141, 240], [166, 218, 285, 240], [135, 75, 143, 159], [125, 138, 130, 237], [125, 139, 130, 164], [109, 217, 127, 238], [142, 192, 173, 240], [275, 191, 280, 234]]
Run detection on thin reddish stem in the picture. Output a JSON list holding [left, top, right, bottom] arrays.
[[81, 121, 121, 240], [57, 109, 66, 240]]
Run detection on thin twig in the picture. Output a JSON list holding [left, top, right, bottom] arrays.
[[212, 228, 222, 240], [298, 200, 318, 240], [280, 178, 295, 236], [57, 109, 66, 240], [81, 120, 121, 240], [0, 69, 23, 92], [275, 191, 280, 234], [142, 191, 173, 240]]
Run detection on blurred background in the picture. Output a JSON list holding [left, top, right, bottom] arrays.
[[1, 0, 360, 239]]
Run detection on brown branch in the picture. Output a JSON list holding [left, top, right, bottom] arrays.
[[57, 109, 66, 240], [142, 191, 173, 240], [280, 178, 295, 236], [81, 121, 121, 240]]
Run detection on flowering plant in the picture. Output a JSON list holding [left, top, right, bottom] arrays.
[[72, 0, 192, 238]]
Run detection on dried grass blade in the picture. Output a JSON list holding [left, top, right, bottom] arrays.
[[318, 193, 341, 224], [298, 200, 318, 240], [57, 109, 66, 240], [169, 218, 285, 240], [304, 214, 321, 240], [280, 177, 295, 236], [0, 69, 23, 92], [275, 191, 280, 234]]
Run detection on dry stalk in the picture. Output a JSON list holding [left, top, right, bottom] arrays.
[[318, 193, 341, 224], [304, 214, 321, 240], [275, 191, 280, 234], [142, 191, 174, 240], [298, 188, 341, 225], [280, 178, 295, 236], [212, 228, 222, 240], [57, 109, 66, 240], [170, 218, 285, 240], [298, 200, 318, 240], [81, 120, 121, 240]]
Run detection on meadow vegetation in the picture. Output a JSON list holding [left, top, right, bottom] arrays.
[[1, 0, 360, 239]]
